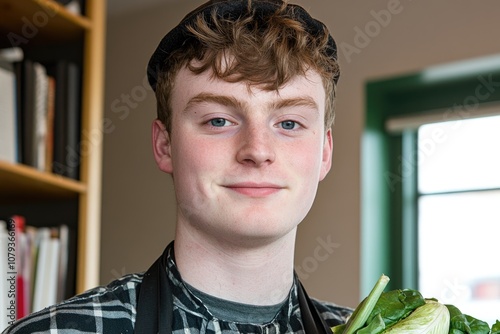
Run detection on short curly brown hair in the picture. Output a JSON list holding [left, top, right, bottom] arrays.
[[154, 1, 340, 133]]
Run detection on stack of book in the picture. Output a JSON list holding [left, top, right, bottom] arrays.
[[0, 216, 75, 330], [0, 48, 81, 180]]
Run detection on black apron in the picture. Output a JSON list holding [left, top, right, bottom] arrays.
[[134, 243, 332, 334]]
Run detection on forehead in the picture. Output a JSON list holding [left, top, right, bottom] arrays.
[[170, 65, 326, 113]]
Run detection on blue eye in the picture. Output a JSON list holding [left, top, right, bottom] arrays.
[[210, 118, 229, 127], [281, 120, 297, 130]]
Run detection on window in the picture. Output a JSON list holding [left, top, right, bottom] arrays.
[[362, 55, 500, 325], [417, 115, 500, 324]]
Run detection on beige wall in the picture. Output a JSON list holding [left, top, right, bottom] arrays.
[[101, 0, 500, 308]]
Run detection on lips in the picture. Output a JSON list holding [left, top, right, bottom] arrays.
[[223, 182, 284, 197]]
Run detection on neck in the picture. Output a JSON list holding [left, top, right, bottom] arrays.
[[174, 224, 297, 306]]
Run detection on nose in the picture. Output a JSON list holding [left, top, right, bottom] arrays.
[[236, 125, 276, 167]]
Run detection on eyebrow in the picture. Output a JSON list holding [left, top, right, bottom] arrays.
[[269, 96, 319, 112], [184, 93, 245, 112], [184, 92, 319, 114]]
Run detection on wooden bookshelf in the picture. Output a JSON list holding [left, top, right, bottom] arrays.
[[0, 0, 92, 47], [0, 161, 86, 202], [0, 0, 105, 296]]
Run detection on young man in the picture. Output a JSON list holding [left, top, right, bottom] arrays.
[[3, 1, 351, 333]]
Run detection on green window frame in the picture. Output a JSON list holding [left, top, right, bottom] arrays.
[[361, 56, 500, 295]]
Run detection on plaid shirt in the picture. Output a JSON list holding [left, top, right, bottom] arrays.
[[3, 249, 352, 334]]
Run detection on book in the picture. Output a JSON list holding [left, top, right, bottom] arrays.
[[30, 227, 47, 313], [0, 221, 10, 331], [24, 226, 38, 312], [11, 58, 83, 177], [45, 77, 56, 173], [18, 60, 36, 167], [19, 226, 36, 318], [11, 215, 26, 320], [48, 61, 81, 179], [18, 226, 34, 318], [0, 218, 74, 319], [13, 62, 23, 163], [14, 60, 58, 172], [56, 225, 69, 302], [0, 61, 18, 163], [63, 225, 77, 300], [32, 228, 61, 313], [33, 63, 49, 172]]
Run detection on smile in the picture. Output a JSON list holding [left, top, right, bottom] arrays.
[[224, 182, 284, 197]]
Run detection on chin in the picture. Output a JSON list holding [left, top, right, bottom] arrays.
[[223, 217, 299, 244]]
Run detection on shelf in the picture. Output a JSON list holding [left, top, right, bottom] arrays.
[[0, 0, 91, 48], [0, 160, 86, 202], [0, 0, 105, 296]]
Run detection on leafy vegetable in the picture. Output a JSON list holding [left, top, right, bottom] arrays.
[[366, 289, 426, 329], [357, 313, 385, 334], [446, 304, 490, 334], [332, 274, 500, 334], [339, 274, 390, 334], [382, 300, 450, 334], [491, 321, 500, 334]]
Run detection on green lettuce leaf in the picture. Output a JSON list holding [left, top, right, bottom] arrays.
[[382, 300, 450, 334], [357, 313, 386, 334], [334, 274, 500, 334], [445, 304, 490, 334], [366, 289, 426, 329], [491, 320, 500, 334]]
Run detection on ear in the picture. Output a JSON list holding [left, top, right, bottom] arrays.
[[319, 128, 333, 181], [152, 119, 173, 174]]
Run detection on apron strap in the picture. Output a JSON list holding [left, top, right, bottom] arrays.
[[135, 245, 173, 334], [135, 243, 332, 334], [296, 275, 333, 333]]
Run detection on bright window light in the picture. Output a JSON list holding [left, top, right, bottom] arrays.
[[417, 115, 500, 326], [418, 115, 500, 193]]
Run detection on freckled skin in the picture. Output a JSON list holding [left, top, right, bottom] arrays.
[[154, 66, 332, 247]]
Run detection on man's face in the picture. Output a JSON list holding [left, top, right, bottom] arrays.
[[153, 65, 333, 247]]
